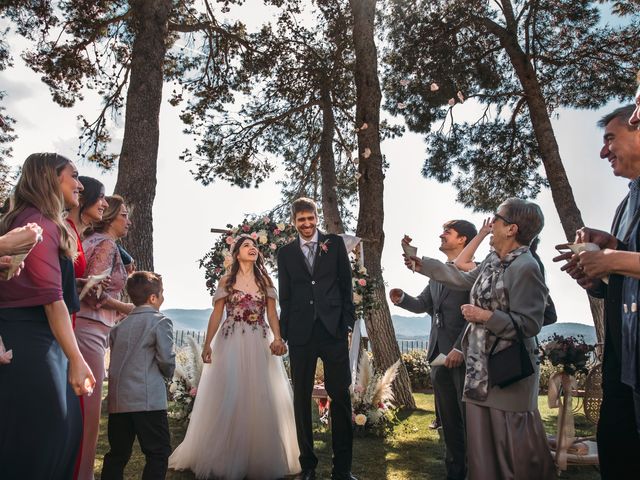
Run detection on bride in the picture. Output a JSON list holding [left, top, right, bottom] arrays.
[[169, 235, 300, 479]]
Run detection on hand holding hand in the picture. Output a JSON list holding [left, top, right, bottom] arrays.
[[270, 338, 287, 356], [460, 304, 491, 324], [444, 349, 464, 368], [201, 345, 213, 363], [389, 288, 403, 304]]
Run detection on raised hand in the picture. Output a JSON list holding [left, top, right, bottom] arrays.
[[389, 288, 403, 304], [478, 217, 492, 237]]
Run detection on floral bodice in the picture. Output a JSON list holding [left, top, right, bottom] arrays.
[[220, 289, 270, 338]]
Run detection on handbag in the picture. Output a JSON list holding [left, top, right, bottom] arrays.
[[488, 314, 534, 388]]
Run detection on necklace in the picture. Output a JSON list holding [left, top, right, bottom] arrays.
[[237, 272, 255, 289]]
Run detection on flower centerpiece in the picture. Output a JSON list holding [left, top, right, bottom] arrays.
[[350, 353, 400, 437], [168, 336, 203, 421], [538, 334, 595, 376]]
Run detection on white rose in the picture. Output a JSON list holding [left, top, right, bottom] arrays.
[[359, 266, 367, 275], [259, 235, 268, 244], [277, 223, 286, 231], [169, 382, 178, 393], [355, 414, 367, 426], [353, 293, 363, 305]]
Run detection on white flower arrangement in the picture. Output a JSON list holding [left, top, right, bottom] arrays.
[[168, 336, 203, 421], [350, 353, 400, 436]]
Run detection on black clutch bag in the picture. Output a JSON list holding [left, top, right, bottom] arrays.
[[488, 314, 534, 388]]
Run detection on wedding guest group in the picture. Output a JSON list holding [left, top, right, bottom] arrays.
[[408, 198, 557, 480], [390, 220, 478, 480], [554, 102, 640, 478]]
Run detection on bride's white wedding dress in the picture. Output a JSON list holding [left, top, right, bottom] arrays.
[[169, 287, 300, 480]]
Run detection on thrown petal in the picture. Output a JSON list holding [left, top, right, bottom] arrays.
[[397, 103, 407, 109], [363, 147, 372, 158], [400, 79, 410, 86]]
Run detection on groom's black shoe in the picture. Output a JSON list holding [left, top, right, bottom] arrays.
[[331, 473, 358, 480], [294, 469, 316, 480]]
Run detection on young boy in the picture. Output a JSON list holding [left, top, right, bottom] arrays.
[[102, 271, 175, 480]]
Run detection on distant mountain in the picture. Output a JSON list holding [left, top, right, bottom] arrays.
[[164, 308, 597, 346], [162, 308, 211, 332]]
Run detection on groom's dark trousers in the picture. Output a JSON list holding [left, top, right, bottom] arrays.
[[278, 231, 355, 475]]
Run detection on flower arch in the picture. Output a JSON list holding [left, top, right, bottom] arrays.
[[199, 216, 377, 320]]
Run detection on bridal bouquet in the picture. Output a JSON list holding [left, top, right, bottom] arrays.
[[538, 334, 595, 376], [168, 336, 203, 421], [350, 353, 400, 437]]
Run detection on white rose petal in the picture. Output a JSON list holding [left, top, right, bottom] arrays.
[[360, 122, 368, 130], [399, 79, 410, 86], [430, 82, 439, 92], [397, 103, 407, 109], [363, 148, 372, 159]]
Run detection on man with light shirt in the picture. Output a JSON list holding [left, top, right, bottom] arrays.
[[390, 220, 476, 480]]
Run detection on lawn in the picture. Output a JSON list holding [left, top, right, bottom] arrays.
[[93, 392, 600, 479]]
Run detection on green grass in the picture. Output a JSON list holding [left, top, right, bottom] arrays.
[[94, 393, 600, 479]]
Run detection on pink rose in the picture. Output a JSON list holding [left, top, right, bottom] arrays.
[[270, 243, 277, 250], [225, 236, 234, 245], [273, 228, 281, 235], [250, 232, 258, 239], [358, 279, 367, 287], [189, 387, 197, 397], [242, 224, 250, 232]]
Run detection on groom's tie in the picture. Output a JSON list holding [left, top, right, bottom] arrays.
[[304, 241, 316, 271]]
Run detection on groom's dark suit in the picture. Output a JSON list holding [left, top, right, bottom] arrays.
[[278, 231, 355, 475]]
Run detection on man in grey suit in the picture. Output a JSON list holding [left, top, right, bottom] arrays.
[[390, 220, 477, 480]]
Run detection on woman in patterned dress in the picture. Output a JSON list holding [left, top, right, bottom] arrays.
[[169, 235, 300, 480]]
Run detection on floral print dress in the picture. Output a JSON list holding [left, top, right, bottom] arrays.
[[169, 287, 300, 480]]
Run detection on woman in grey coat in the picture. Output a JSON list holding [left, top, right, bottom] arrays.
[[409, 198, 556, 480]]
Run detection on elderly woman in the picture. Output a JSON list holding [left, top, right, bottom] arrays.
[[410, 198, 555, 480]]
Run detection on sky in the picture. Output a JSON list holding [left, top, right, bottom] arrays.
[[0, 4, 635, 327]]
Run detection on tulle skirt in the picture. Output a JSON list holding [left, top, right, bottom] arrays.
[[169, 323, 300, 480]]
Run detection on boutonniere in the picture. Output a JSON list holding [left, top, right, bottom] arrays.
[[319, 239, 330, 256]]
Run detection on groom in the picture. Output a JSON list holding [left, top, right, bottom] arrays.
[[277, 197, 356, 480]]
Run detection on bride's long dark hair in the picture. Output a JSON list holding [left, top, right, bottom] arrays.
[[225, 235, 274, 295]]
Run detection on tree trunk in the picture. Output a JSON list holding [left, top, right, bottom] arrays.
[[114, 0, 171, 271], [319, 85, 345, 234], [499, 20, 605, 346], [349, 0, 415, 409]]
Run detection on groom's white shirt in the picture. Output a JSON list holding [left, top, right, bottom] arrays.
[[298, 230, 319, 248]]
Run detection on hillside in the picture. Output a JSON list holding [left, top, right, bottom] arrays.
[[164, 309, 597, 345]]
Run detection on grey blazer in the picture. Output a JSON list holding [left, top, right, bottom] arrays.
[[398, 280, 469, 362], [420, 251, 547, 412], [108, 305, 176, 413]]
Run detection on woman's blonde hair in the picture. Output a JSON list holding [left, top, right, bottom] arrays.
[[0, 153, 77, 258]]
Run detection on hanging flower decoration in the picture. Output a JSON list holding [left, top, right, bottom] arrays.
[[201, 217, 378, 320]]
